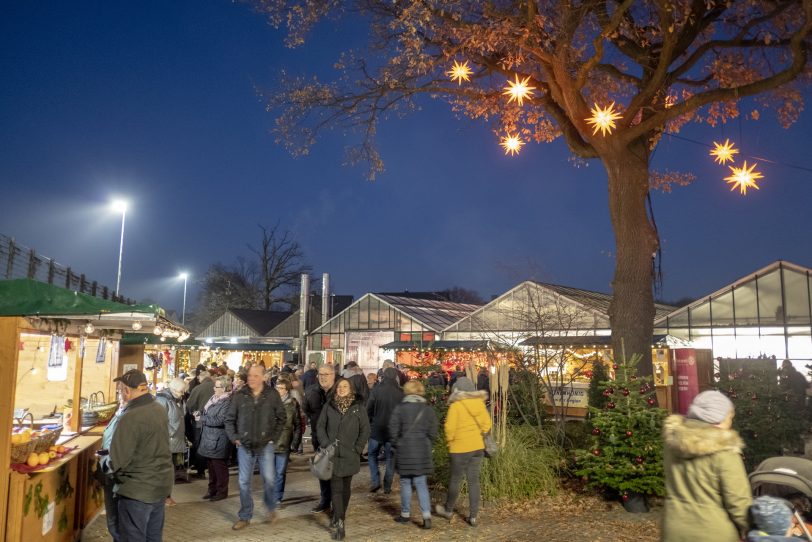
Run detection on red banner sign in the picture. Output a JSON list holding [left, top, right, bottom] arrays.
[[674, 348, 699, 415]]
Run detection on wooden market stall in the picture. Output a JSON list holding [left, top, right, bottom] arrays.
[[0, 279, 186, 542], [119, 334, 203, 388]]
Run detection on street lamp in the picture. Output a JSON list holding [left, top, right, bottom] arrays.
[[179, 273, 188, 325], [112, 200, 128, 297]]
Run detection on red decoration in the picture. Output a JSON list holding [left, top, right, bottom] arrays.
[[625, 430, 633, 437], [592, 427, 601, 435], [647, 398, 656, 406], [607, 402, 616, 409], [64, 338, 72, 352], [635, 456, 644, 464], [612, 364, 619, 370], [622, 388, 630, 396], [622, 494, 630, 502], [592, 449, 601, 456]]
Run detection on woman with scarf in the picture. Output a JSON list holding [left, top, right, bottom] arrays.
[[273, 376, 303, 505], [316, 377, 371, 540], [434, 376, 491, 528], [197, 376, 233, 501]]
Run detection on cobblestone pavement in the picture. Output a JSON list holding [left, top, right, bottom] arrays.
[[82, 453, 661, 541]]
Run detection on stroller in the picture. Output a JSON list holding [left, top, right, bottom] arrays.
[[750, 456, 812, 541]]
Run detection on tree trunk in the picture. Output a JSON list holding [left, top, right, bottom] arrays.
[[603, 141, 658, 377]]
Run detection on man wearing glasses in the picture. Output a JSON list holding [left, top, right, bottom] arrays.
[[303, 364, 336, 514]]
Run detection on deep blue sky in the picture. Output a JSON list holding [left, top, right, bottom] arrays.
[[2, 1, 812, 316]]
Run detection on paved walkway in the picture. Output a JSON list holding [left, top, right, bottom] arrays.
[[82, 453, 660, 541]]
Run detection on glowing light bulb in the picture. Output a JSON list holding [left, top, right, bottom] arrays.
[[502, 74, 535, 106], [131, 321, 142, 331], [725, 160, 764, 195], [500, 134, 524, 156], [153, 325, 163, 336], [84, 323, 95, 334], [446, 60, 472, 85], [710, 138, 739, 165], [586, 102, 623, 136]]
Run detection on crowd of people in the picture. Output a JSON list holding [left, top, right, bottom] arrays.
[[96, 358, 492, 541]]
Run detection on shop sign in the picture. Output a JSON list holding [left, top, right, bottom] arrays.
[[674, 348, 699, 415], [543, 382, 590, 409]]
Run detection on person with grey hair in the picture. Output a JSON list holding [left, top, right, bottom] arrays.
[[662, 390, 751, 541], [198, 376, 233, 501], [187, 370, 214, 478], [304, 363, 337, 514], [155, 377, 187, 505]]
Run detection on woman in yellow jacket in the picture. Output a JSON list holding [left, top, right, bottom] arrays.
[[434, 376, 491, 527]]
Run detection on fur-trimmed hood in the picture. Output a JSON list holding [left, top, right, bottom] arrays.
[[447, 389, 488, 404], [663, 414, 744, 458]]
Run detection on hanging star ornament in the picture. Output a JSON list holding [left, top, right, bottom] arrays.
[[446, 60, 472, 85], [500, 134, 524, 156], [586, 102, 623, 136], [710, 139, 739, 165], [725, 160, 764, 195], [502, 74, 535, 106]]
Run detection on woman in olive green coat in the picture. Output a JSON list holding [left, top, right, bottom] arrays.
[[661, 390, 751, 542]]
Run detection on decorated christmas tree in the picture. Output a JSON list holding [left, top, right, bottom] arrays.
[[576, 352, 667, 502]]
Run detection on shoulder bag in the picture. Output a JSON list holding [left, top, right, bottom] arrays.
[[460, 402, 498, 458], [310, 439, 338, 480]]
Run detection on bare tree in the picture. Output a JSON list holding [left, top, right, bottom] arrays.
[[195, 262, 260, 329], [247, 223, 312, 310], [250, 1, 812, 374]]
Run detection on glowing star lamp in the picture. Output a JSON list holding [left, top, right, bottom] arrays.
[[446, 60, 472, 85], [710, 139, 739, 165], [586, 102, 622, 136], [500, 134, 524, 156], [502, 74, 535, 106], [725, 161, 764, 195]]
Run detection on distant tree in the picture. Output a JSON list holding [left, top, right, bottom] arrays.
[[195, 262, 260, 328], [248, 223, 312, 310], [251, 1, 812, 374], [439, 286, 485, 305]]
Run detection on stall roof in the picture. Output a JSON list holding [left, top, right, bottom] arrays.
[[208, 342, 292, 352], [381, 339, 491, 351], [373, 294, 481, 332], [520, 334, 687, 347], [0, 279, 161, 317], [121, 333, 202, 347]]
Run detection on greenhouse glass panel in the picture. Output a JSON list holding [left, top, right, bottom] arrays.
[[734, 280, 759, 325], [690, 302, 712, 327], [711, 290, 735, 326], [783, 268, 811, 324], [368, 298, 381, 328], [757, 270, 784, 325], [787, 327, 812, 360], [357, 297, 369, 329], [666, 309, 690, 330]]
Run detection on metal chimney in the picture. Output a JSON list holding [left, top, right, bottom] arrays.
[[298, 274, 310, 361], [321, 273, 330, 324]]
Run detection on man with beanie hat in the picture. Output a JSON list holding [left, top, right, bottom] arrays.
[[747, 496, 804, 541], [366, 367, 403, 493], [661, 390, 751, 541]]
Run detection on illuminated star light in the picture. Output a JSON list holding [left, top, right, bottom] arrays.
[[587, 102, 623, 136], [500, 134, 524, 156], [710, 139, 739, 165], [502, 74, 536, 106], [725, 161, 764, 195], [446, 60, 473, 85]]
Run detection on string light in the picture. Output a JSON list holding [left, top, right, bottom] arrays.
[[502, 74, 535, 106], [710, 139, 739, 165], [586, 102, 622, 136], [500, 134, 524, 156], [446, 60, 472, 85], [725, 160, 764, 195]]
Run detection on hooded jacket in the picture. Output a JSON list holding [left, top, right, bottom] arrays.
[[389, 395, 438, 476], [445, 389, 491, 454], [154, 388, 186, 453], [661, 415, 752, 542]]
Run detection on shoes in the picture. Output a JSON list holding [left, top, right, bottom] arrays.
[[311, 504, 331, 514], [421, 519, 432, 530], [165, 497, 177, 507], [265, 510, 278, 524], [467, 517, 478, 527], [434, 504, 453, 520], [202, 494, 213, 500], [331, 518, 345, 540], [368, 484, 381, 493], [210, 494, 227, 502], [232, 520, 250, 531], [393, 516, 410, 524]]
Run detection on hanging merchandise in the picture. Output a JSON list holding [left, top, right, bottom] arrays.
[[96, 337, 107, 363], [47, 335, 68, 382]]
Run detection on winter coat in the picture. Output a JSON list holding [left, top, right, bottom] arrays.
[[388, 395, 438, 477], [109, 393, 174, 503], [316, 395, 371, 478], [301, 368, 318, 390], [445, 390, 491, 454], [197, 394, 232, 459], [366, 376, 404, 442], [154, 388, 186, 453], [225, 384, 287, 451], [275, 395, 303, 454], [349, 373, 370, 405], [661, 415, 752, 542], [186, 377, 215, 415], [303, 383, 330, 449]]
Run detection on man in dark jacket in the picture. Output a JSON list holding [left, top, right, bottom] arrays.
[[225, 365, 287, 531], [186, 371, 214, 477], [366, 367, 404, 493], [303, 363, 336, 513], [301, 361, 318, 390], [110, 369, 174, 542]]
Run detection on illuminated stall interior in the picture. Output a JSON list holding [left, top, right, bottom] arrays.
[[120, 334, 202, 385], [204, 342, 293, 371]]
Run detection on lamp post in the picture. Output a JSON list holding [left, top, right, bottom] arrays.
[[179, 273, 188, 325], [112, 200, 127, 297]]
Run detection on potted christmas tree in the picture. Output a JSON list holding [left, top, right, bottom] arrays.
[[576, 352, 667, 512]]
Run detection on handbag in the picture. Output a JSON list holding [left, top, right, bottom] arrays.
[[461, 402, 498, 458], [310, 440, 338, 480]]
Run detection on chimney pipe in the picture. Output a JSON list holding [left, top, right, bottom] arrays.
[[321, 273, 330, 324], [299, 274, 310, 361]]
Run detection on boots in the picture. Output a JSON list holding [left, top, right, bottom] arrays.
[[331, 518, 345, 540]]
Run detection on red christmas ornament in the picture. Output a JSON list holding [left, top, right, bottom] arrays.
[[635, 456, 644, 464], [639, 387, 647, 395], [612, 364, 619, 370], [592, 427, 601, 435], [647, 398, 656, 406], [622, 388, 630, 396], [606, 387, 615, 395], [625, 430, 633, 437], [592, 449, 601, 456], [621, 494, 630, 502], [607, 402, 616, 409]]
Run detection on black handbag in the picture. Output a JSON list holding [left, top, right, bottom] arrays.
[[310, 440, 338, 480]]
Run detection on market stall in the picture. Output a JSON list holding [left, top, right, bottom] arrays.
[[0, 279, 185, 542], [203, 342, 293, 371], [120, 334, 202, 387]]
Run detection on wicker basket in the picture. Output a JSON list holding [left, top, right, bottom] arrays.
[[90, 403, 118, 423], [10, 440, 34, 464], [32, 427, 62, 453]]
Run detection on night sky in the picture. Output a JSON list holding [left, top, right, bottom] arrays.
[[3, 1, 812, 317]]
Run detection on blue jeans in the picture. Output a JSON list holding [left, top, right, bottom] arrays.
[[399, 475, 431, 519], [237, 443, 276, 521], [117, 496, 165, 542], [368, 438, 393, 490], [274, 452, 290, 503]]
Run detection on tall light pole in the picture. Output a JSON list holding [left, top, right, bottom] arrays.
[[112, 200, 128, 297], [179, 273, 188, 325]]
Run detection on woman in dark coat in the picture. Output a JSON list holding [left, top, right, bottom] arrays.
[[197, 377, 232, 501], [388, 380, 438, 529], [273, 376, 303, 505], [316, 377, 371, 541]]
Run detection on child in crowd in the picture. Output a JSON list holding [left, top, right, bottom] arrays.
[[748, 496, 808, 541]]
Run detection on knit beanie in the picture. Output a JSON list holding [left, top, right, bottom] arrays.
[[453, 376, 475, 392], [750, 496, 793, 535], [686, 390, 734, 425]]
